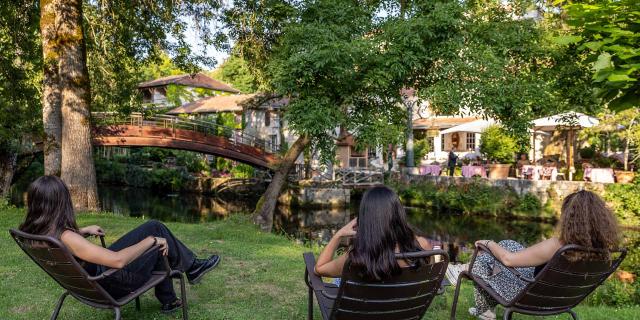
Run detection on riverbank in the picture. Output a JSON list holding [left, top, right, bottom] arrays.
[[1, 208, 638, 319]]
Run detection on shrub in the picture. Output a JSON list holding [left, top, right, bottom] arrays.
[[479, 125, 517, 163], [605, 181, 640, 226], [390, 180, 546, 218], [230, 163, 255, 178], [414, 139, 430, 165]]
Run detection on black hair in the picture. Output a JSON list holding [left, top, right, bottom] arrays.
[[19, 176, 78, 237], [349, 185, 424, 280]]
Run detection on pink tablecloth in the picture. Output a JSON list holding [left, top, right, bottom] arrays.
[[522, 165, 557, 181], [462, 165, 486, 178], [584, 168, 615, 183], [419, 165, 442, 176]]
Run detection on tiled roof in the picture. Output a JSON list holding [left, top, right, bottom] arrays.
[[166, 94, 255, 114], [413, 117, 478, 129], [137, 73, 240, 93]]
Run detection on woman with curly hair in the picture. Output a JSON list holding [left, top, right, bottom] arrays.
[[468, 190, 621, 320]]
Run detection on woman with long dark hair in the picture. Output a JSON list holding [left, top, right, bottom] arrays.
[[467, 190, 621, 320], [314, 185, 432, 280], [19, 176, 220, 313]]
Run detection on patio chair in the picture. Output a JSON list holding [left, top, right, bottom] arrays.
[[450, 243, 627, 320], [303, 249, 449, 320], [9, 229, 189, 320]]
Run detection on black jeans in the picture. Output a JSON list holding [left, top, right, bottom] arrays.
[[88, 220, 196, 304]]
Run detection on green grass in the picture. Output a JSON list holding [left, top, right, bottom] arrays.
[[0, 207, 637, 319]]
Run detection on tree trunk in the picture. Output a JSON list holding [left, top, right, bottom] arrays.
[[40, 0, 62, 176], [253, 135, 310, 231], [57, 0, 99, 211], [0, 151, 18, 199]]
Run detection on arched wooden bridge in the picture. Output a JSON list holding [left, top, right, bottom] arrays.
[[92, 113, 280, 169]]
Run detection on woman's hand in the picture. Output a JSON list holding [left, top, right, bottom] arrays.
[[336, 218, 357, 238], [475, 240, 492, 248], [80, 225, 104, 237], [154, 237, 169, 256]]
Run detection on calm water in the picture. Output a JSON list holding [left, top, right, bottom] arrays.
[[11, 184, 556, 262]]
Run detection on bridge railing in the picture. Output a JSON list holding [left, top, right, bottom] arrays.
[[92, 112, 280, 154]]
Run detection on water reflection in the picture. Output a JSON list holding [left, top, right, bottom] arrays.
[[98, 185, 258, 223], [274, 204, 556, 262]]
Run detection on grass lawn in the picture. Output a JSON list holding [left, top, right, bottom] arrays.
[[0, 207, 637, 319]]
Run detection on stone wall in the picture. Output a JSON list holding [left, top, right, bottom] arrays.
[[279, 187, 351, 208], [406, 175, 607, 205]]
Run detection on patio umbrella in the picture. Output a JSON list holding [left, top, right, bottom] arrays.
[[439, 119, 496, 135], [532, 112, 599, 180]]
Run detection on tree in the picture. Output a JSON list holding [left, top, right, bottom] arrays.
[[559, 0, 639, 111], [209, 55, 258, 93], [223, 0, 464, 230], [585, 109, 640, 170], [39, 0, 222, 210], [0, 1, 41, 197], [423, 0, 598, 143]]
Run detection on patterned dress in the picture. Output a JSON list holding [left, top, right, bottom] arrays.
[[471, 240, 535, 314]]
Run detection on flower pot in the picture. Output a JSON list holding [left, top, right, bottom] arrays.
[[614, 170, 635, 184], [487, 164, 512, 179]]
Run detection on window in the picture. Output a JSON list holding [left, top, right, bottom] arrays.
[[367, 147, 377, 159], [428, 137, 435, 152], [466, 133, 476, 150], [264, 111, 271, 127], [270, 134, 278, 150], [441, 135, 445, 151], [350, 146, 367, 168]]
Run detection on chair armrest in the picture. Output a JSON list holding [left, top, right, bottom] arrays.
[[303, 252, 328, 292], [473, 243, 535, 283], [87, 244, 168, 281], [82, 233, 107, 248]]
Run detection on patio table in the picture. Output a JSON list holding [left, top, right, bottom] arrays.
[[419, 165, 442, 176], [584, 168, 615, 183], [461, 165, 486, 178], [522, 165, 557, 181]]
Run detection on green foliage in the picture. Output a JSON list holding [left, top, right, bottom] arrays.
[[390, 180, 548, 219], [209, 55, 258, 93], [605, 181, 640, 226], [230, 163, 255, 179], [561, 0, 640, 111], [414, 139, 430, 165], [224, 0, 464, 163], [95, 158, 192, 192], [424, 1, 598, 141], [83, 1, 222, 113], [480, 126, 518, 163], [0, 1, 41, 154], [587, 277, 640, 307], [579, 145, 597, 159]]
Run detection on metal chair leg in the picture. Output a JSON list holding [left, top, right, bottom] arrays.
[[177, 273, 189, 320], [135, 297, 141, 311], [308, 283, 313, 320], [503, 308, 512, 320], [450, 273, 467, 320], [568, 309, 579, 320], [113, 307, 121, 320], [50, 291, 69, 320]]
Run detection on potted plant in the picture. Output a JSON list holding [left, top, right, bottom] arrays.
[[480, 125, 518, 179]]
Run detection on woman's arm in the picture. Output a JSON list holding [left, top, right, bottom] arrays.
[[477, 238, 562, 268], [315, 218, 357, 278], [61, 231, 167, 269]]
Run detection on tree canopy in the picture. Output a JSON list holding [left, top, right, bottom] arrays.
[[558, 0, 639, 111]]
